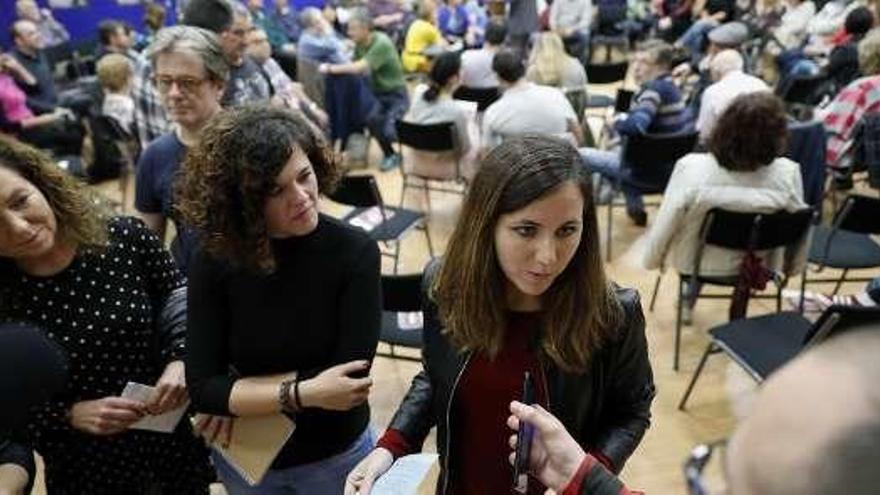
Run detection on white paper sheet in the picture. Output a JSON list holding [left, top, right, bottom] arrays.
[[371, 453, 439, 495], [120, 381, 189, 433]]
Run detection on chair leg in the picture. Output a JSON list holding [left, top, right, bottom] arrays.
[[674, 279, 684, 371], [678, 343, 717, 411], [390, 344, 397, 358], [799, 262, 808, 314], [393, 242, 401, 274], [831, 268, 848, 296], [649, 273, 662, 312], [399, 179, 408, 208], [423, 181, 432, 215], [423, 222, 435, 258]]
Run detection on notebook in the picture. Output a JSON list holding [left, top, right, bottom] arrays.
[[121, 381, 189, 433], [208, 414, 296, 486]]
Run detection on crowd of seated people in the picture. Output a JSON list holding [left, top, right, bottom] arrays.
[[4, 0, 880, 493]]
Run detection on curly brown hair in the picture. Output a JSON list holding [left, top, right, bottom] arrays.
[[0, 136, 109, 250], [433, 135, 622, 372], [175, 105, 339, 273], [708, 92, 788, 172]]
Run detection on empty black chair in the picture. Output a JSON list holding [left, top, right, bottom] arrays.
[[602, 130, 698, 260], [328, 174, 434, 273], [378, 272, 424, 361], [805, 194, 880, 295], [396, 121, 467, 212], [651, 208, 815, 371], [678, 304, 880, 410], [452, 86, 500, 112]]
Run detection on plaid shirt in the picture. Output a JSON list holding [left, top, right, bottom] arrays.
[[823, 75, 880, 168], [132, 59, 171, 150]]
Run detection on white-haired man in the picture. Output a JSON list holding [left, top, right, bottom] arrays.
[[696, 49, 769, 143]]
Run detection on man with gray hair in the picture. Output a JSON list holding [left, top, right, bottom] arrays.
[[297, 6, 350, 64], [15, 0, 69, 49], [695, 49, 768, 143], [136, 25, 229, 269]]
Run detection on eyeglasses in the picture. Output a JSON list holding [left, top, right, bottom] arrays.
[[154, 75, 209, 95], [685, 439, 729, 495]]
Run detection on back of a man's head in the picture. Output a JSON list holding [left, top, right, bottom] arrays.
[[485, 21, 507, 46], [183, 0, 234, 34], [492, 49, 525, 83], [728, 324, 880, 495], [709, 49, 744, 80]]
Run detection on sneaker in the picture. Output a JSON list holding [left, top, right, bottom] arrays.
[[626, 207, 647, 227], [380, 153, 401, 172]]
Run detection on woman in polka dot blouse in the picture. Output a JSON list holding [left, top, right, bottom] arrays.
[[0, 138, 214, 492]]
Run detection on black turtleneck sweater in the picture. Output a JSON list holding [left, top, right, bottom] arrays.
[[186, 214, 381, 467]]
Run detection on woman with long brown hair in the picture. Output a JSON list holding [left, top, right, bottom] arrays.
[[345, 135, 655, 495]]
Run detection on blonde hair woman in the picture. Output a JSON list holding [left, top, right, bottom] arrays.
[[526, 32, 588, 89]]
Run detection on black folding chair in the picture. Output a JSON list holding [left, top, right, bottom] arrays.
[[804, 194, 880, 295], [585, 61, 629, 86], [328, 175, 434, 274], [649, 208, 815, 371], [678, 304, 880, 410], [603, 130, 698, 261], [377, 273, 424, 361], [396, 121, 467, 213], [776, 73, 834, 120], [452, 86, 500, 112]]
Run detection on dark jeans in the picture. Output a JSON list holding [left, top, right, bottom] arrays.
[[367, 88, 409, 157]]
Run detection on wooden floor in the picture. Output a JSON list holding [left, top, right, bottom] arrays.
[[60, 123, 877, 494]]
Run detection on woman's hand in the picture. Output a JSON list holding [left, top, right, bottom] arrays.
[[298, 360, 372, 411], [343, 447, 394, 495], [192, 413, 235, 448], [146, 360, 188, 415], [69, 397, 146, 435], [0, 463, 30, 494]]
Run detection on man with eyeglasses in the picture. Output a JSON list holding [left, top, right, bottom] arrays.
[[183, 0, 272, 107]]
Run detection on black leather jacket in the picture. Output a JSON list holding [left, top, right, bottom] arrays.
[[387, 267, 656, 494]]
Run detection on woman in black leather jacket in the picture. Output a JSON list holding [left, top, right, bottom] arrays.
[[346, 135, 655, 495]]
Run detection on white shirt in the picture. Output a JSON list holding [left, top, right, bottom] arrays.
[[696, 70, 769, 143], [102, 92, 135, 135], [460, 48, 499, 89], [774, 1, 816, 49], [482, 82, 577, 149], [642, 153, 807, 277]]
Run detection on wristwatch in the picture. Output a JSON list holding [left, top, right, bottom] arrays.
[[279, 378, 298, 414]]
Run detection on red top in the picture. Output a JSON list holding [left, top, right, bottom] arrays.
[[378, 311, 547, 494]]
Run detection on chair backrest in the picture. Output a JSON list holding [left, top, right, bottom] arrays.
[[622, 131, 698, 169], [564, 86, 588, 123], [381, 273, 424, 313], [701, 208, 815, 251], [452, 86, 500, 112], [776, 73, 833, 107], [693, 208, 814, 277], [832, 194, 880, 234], [585, 61, 628, 84], [620, 131, 698, 191], [851, 112, 880, 187], [327, 175, 383, 209], [396, 121, 457, 152], [802, 305, 880, 348]]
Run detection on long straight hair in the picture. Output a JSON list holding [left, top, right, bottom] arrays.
[[433, 136, 622, 372]]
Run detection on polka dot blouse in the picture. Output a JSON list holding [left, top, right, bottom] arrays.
[[0, 217, 214, 494]]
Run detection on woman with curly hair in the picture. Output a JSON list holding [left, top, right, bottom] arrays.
[[643, 92, 807, 323], [0, 136, 214, 494], [177, 105, 381, 494], [346, 135, 655, 495]]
